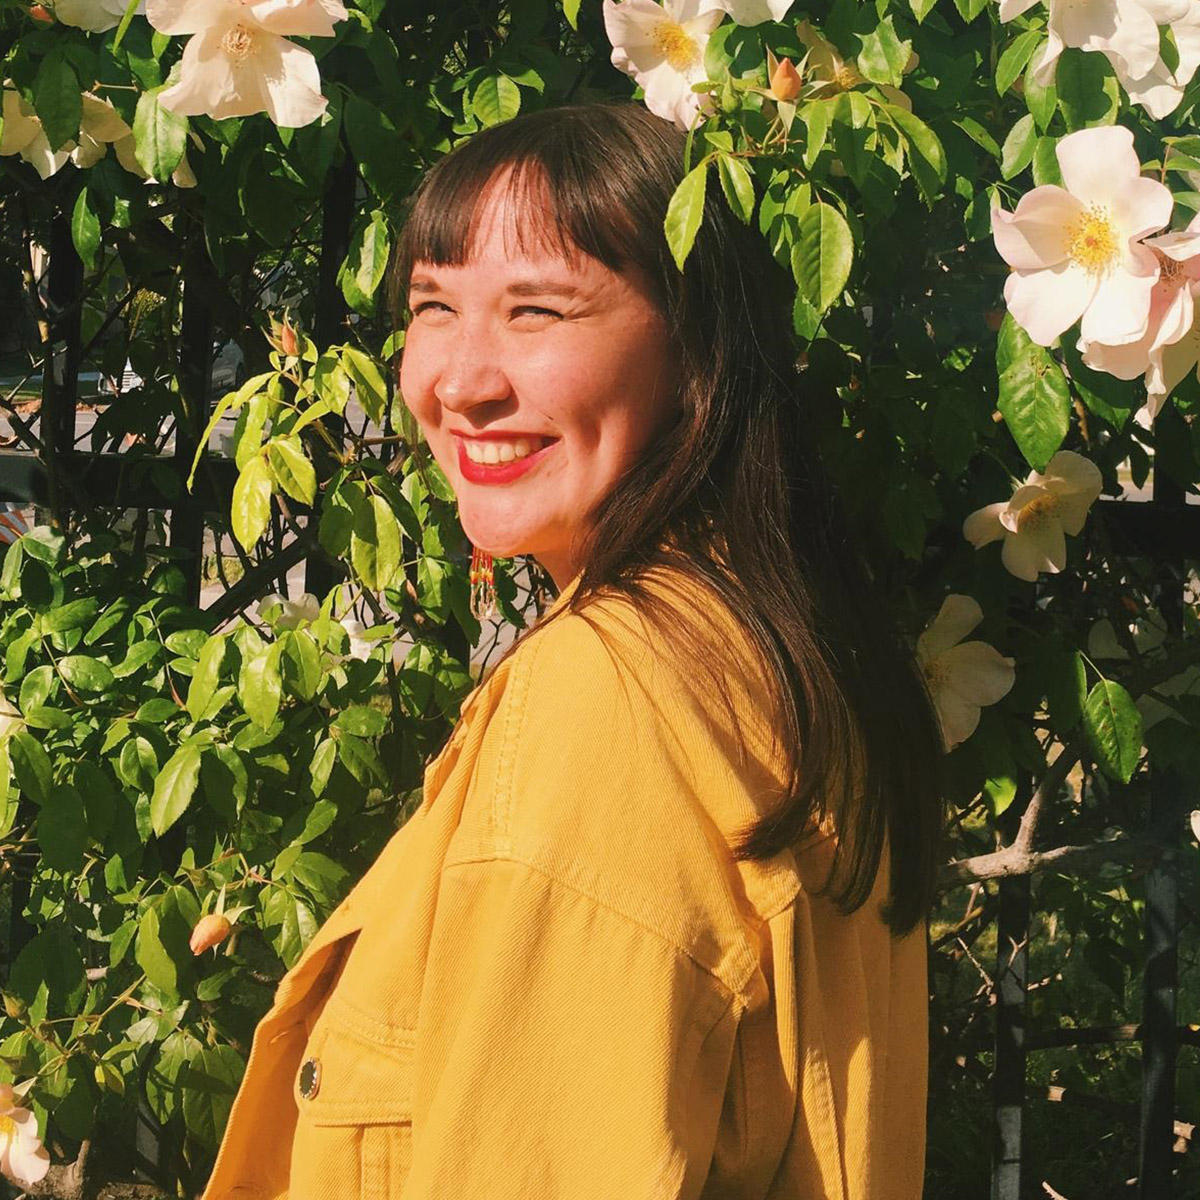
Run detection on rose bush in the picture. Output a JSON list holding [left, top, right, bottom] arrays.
[[0, 0, 1198, 1194]]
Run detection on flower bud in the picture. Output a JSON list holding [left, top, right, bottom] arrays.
[[769, 57, 803, 102], [29, 5, 53, 22], [2, 993, 25, 1020], [189, 914, 232, 956]]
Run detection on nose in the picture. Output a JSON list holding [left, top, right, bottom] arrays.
[[432, 337, 512, 413]]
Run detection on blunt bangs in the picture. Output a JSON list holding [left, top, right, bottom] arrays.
[[391, 105, 686, 317]]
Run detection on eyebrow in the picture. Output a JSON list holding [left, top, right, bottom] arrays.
[[407, 276, 582, 299]]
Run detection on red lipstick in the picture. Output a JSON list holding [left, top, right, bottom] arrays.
[[455, 435, 559, 484]]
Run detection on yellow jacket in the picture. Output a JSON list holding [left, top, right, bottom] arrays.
[[201, 568, 927, 1200]]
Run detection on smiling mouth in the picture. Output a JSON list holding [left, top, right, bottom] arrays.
[[461, 436, 554, 465]]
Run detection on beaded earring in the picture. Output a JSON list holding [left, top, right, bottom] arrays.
[[469, 544, 497, 621]]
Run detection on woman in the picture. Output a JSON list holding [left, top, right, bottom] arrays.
[[202, 103, 943, 1200]]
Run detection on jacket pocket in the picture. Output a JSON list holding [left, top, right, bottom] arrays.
[[290, 1004, 414, 1200]]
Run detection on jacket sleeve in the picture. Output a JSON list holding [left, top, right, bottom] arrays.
[[405, 853, 742, 1200]]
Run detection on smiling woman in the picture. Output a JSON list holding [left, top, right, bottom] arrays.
[[202, 103, 944, 1200]]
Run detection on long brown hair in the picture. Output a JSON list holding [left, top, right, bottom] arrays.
[[388, 102, 944, 935]]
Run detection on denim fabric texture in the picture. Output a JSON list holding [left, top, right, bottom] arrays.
[[201, 567, 928, 1200]]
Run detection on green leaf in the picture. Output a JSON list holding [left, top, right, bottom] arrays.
[[997, 319, 1071, 471], [664, 161, 708, 272], [150, 745, 202, 836], [716, 154, 755, 224], [996, 30, 1044, 96], [266, 438, 317, 506], [187, 636, 227, 721], [564, 0, 581, 26], [10, 731, 52, 805], [261, 888, 319, 968], [1000, 113, 1037, 180], [145, 1031, 200, 1124], [856, 15, 911, 88], [909, 0, 939, 22], [1057, 49, 1120, 131], [340, 209, 391, 314], [1044, 647, 1087, 734], [1023, 57, 1058, 132], [182, 1045, 245, 1151], [341, 347, 389, 425], [472, 74, 522, 126], [117, 735, 158, 793], [189, 372, 277, 489], [71, 188, 101, 270], [57, 655, 115, 692], [333, 705, 387, 737], [1083, 679, 1143, 783], [886, 105, 947, 202], [200, 744, 248, 821], [38, 785, 87, 873], [239, 646, 282, 730], [33, 52, 81, 150], [281, 631, 321, 702], [135, 907, 178, 994], [801, 99, 834, 170], [132, 88, 188, 182], [792, 202, 853, 314], [351, 494, 402, 591], [231, 455, 273, 550]]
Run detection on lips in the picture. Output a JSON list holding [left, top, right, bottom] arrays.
[[455, 435, 560, 485]]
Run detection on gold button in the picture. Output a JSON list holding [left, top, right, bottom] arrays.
[[298, 1057, 321, 1100]]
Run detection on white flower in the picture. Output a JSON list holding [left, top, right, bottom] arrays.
[[603, 0, 726, 129], [963, 450, 1103, 582], [338, 617, 375, 661], [0, 1083, 49, 1187], [257, 591, 320, 629], [53, 0, 144, 32], [1111, 0, 1200, 116], [991, 125, 1172, 348], [917, 594, 1016, 750], [708, 0, 792, 24], [998, 0, 1186, 86], [71, 93, 132, 169], [147, 0, 348, 128], [1081, 214, 1200, 424], [0, 88, 71, 179]]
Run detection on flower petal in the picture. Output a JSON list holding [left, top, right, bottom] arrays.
[[991, 186, 1080, 270], [999, 484, 1049, 533], [941, 641, 1017, 706], [1078, 259, 1156, 346], [918, 594, 984, 660], [0, 91, 40, 157], [1001, 522, 1067, 580], [934, 688, 982, 750], [1004, 261, 1096, 346], [1056, 124, 1140, 208], [963, 502, 1007, 549], [248, 0, 346, 36], [259, 37, 327, 127], [146, 0, 233, 34]]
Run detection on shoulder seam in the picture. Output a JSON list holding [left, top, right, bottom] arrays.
[[440, 850, 757, 1003]]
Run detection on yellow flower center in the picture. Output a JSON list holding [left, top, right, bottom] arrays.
[[222, 23, 257, 60], [832, 64, 862, 90], [1065, 205, 1120, 274], [923, 656, 949, 692], [653, 21, 700, 71], [1016, 491, 1059, 533], [0, 1114, 15, 1142]]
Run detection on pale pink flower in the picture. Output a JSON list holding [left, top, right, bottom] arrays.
[[992, 125, 1172, 348], [257, 591, 320, 629], [1082, 214, 1200, 423], [53, 0, 144, 32], [917, 595, 1016, 750], [603, 0, 726, 129], [70, 94, 132, 169], [963, 450, 1103, 582], [0, 1083, 49, 1187], [707, 0, 792, 24], [998, 0, 1187, 86], [1111, 0, 1200, 115], [0, 88, 70, 179], [147, 0, 348, 127]]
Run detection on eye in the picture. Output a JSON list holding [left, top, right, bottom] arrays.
[[511, 305, 563, 322], [411, 300, 454, 318]]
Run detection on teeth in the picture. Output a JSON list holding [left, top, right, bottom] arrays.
[[464, 437, 539, 465]]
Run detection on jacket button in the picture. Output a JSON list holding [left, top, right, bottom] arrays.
[[298, 1057, 321, 1100]]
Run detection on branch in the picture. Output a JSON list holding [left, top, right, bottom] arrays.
[[937, 832, 1162, 890]]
